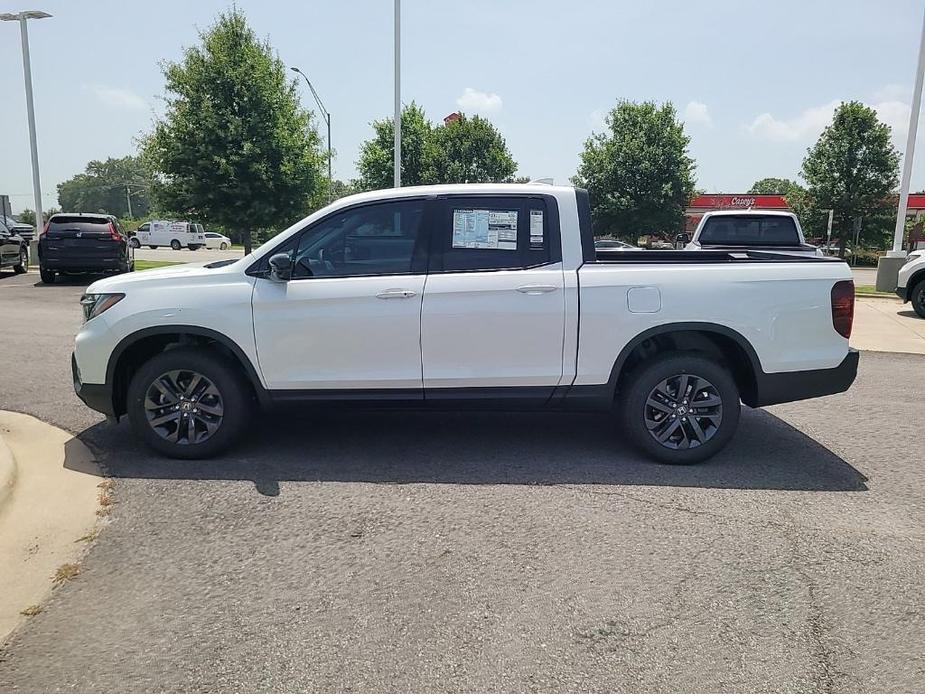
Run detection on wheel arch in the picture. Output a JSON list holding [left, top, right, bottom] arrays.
[[907, 268, 925, 299], [106, 326, 268, 417], [606, 322, 763, 407]]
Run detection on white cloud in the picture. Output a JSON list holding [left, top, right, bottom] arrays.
[[83, 84, 147, 111], [873, 84, 912, 103], [746, 100, 839, 141], [455, 87, 503, 114], [683, 100, 712, 127], [872, 100, 911, 139]]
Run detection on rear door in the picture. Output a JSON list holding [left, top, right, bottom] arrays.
[[421, 195, 566, 395], [43, 216, 120, 261]]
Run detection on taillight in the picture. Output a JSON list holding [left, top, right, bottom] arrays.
[[831, 280, 854, 339], [107, 222, 121, 241]]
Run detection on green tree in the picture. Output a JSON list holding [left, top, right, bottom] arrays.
[[141, 10, 324, 253], [573, 100, 695, 240], [17, 207, 60, 226], [801, 101, 899, 256], [357, 103, 433, 190], [356, 105, 518, 189], [56, 156, 152, 217], [425, 113, 517, 184], [748, 177, 802, 196]]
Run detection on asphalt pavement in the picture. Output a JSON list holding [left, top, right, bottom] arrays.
[[0, 269, 924, 693]]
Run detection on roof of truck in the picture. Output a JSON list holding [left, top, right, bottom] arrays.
[[701, 209, 797, 218]]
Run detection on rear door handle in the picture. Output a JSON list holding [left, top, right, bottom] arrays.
[[376, 288, 417, 299], [515, 284, 558, 295]]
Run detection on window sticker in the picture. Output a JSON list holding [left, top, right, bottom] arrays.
[[452, 209, 518, 250], [529, 210, 544, 248]]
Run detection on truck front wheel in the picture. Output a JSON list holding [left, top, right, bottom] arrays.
[[620, 353, 740, 465], [126, 347, 251, 459], [911, 280, 925, 319]]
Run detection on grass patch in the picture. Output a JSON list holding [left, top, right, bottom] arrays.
[[75, 528, 100, 543], [20, 605, 42, 617], [855, 284, 897, 298], [135, 259, 183, 272], [53, 563, 80, 584]]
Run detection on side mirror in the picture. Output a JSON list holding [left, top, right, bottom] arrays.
[[268, 253, 293, 282]]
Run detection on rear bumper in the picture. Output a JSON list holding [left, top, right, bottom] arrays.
[[751, 349, 859, 407], [72, 353, 115, 417], [42, 256, 123, 271]]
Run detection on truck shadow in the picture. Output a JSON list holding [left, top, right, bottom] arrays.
[[69, 407, 867, 495]]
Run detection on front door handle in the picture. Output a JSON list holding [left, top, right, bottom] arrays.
[[515, 284, 558, 295], [376, 288, 417, 299]]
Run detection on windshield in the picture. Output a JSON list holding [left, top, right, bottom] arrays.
[[699, 216, 800, 246]]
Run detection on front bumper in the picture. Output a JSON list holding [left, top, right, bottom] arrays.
[[751, 349, 859, 407], [895, 286, 908, 302], [72, 353, 115, 417]]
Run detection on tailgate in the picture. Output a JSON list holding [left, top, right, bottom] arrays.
[[44, 217, 121, 257]]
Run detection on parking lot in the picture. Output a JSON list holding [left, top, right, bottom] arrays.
[[1, 268, 924, 692], [134, 246, 244, 264]]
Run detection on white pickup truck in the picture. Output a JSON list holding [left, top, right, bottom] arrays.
[[686, 210, 823, 257], [72, 184, 858, 464]]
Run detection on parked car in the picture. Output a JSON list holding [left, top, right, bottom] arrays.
[[896, 249, 925, 318], [2, 215, 35, 243], [38, 213, 134, 284], [686, 210, 823, 257], [72, 184, 858, 464], [594, 239, 636, 251], [0, 219, 29, 274], [131, 220, 205, 250], [204, 231, 232, 250]]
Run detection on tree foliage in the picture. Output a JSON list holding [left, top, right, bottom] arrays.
[[356, 105, 517, 190], [141, 10, 325, 252], [357, 103, 433, 189], [572, 100, 695, 240], [801, 101, 899, 255], [57, 156, 152, 217], [748, 177, 802, 196]]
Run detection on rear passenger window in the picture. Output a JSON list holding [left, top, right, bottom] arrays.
[[434, 196, 558, 272]]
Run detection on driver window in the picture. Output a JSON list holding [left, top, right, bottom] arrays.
[[292, 200, 424, 279]]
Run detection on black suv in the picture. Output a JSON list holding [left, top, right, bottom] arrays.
[[38, 213, 134, 284], [0, 219, 29, 274]]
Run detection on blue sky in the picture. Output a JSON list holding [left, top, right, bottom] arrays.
[[2, 0, 925, 213]]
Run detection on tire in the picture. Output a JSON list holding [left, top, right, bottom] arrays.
[[126, 347, 251, 459], [13, 246, 28, 274], [220, 242, 228, 250], [130, 238, 140, 249], [148, 245, 158, 249], [170, 239, 181, 250], [912, 280, 925, 319], [39, 266, 55, 284], [619, 352, 740, 465]]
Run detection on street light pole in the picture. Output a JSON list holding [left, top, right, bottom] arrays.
[[877, 5, 925, 291], [1, 10, 52, 235], [290, 66, 333, 202], [394, 0, 401, 188]]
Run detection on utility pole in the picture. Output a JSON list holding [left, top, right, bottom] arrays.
[[878, 5, 925, 289], [393, 0, 401, 188], [290, 66, 333, 202], [125, 185, 133, 218], [1, 11, 52, 238]]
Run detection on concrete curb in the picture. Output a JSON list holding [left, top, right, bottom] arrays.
[[855, 293, 902, 301], [0, 411, 103, 645], [0, 433, 16, 516]]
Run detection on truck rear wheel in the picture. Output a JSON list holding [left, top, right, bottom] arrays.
[[912, 280, 925, 319], [170, 239, 181, 250], [126, 347, 251, 459], [619, 353, 740, 465]]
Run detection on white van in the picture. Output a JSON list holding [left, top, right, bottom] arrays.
[[131, 220, 205, 250]]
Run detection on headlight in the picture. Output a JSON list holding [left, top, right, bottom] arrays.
[[906, 252, 924, 265], [79, 293, 124, 322]]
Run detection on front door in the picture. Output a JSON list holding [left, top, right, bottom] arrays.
[[421, 195, 566, 394], [252, 198, 429, 392]]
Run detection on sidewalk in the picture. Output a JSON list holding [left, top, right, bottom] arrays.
[[851, 297, 925, 354], [0, 411, 102, 643]]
